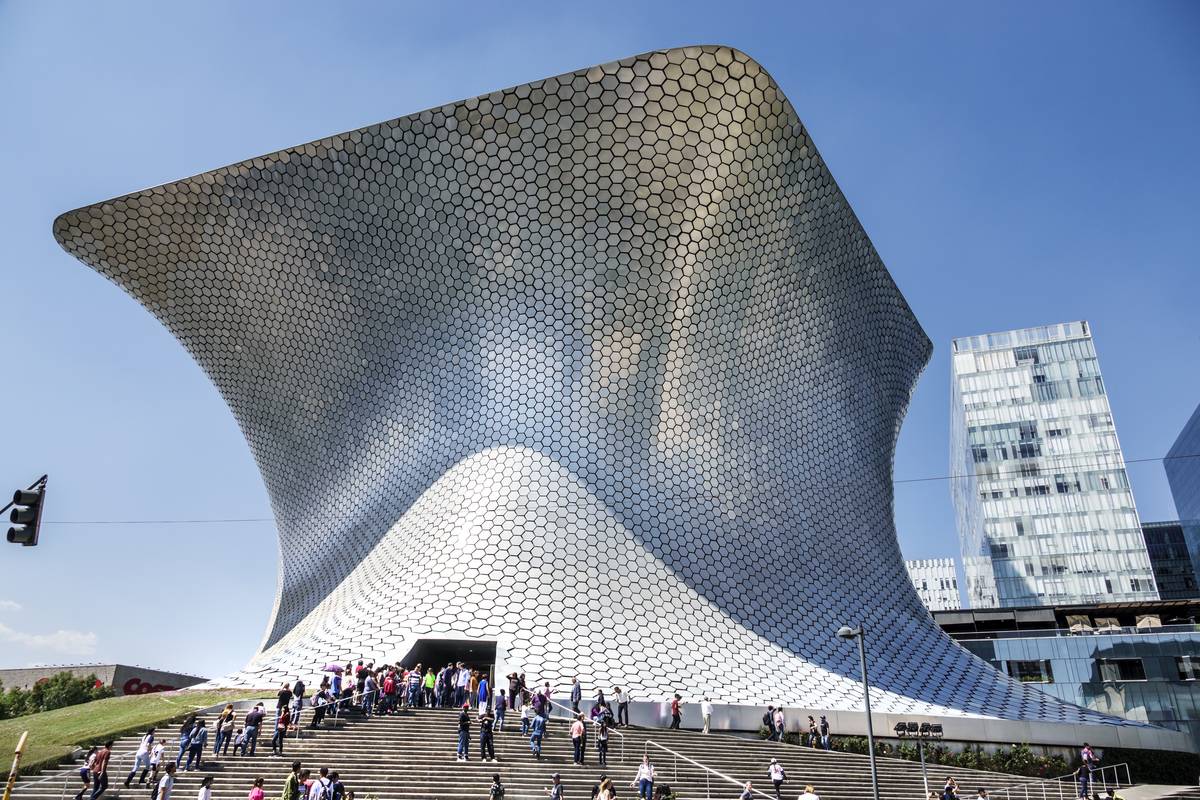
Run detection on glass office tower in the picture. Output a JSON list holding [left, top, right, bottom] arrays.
[[950, 321, 1157, 608], [1166, 401, 1200, 522]]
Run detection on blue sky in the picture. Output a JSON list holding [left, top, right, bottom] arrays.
[[1, 1, 1197, 679]]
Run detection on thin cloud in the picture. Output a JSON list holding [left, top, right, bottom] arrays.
[[0, 622, 97, 656], [0, 600, 22, 611]]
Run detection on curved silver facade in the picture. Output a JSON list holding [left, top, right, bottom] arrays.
[[54, 46, 1118, 724]]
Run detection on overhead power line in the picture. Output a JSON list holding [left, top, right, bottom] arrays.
[[36, 452, 1200, 527]]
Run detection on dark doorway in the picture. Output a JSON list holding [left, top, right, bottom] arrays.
[[399, 639, 497, 675]]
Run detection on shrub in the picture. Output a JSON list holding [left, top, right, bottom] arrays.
[[0, 673, 115, 720]]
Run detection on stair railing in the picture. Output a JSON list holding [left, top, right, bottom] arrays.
[[538, 694, 775, 800], [988, 762, 1132, 800]]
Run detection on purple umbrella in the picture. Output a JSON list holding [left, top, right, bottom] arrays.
[[322, 664, 344, 674]]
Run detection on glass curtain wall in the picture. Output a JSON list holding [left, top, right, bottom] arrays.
[[950, 321, 1157, 607]]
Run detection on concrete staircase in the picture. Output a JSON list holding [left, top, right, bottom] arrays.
[[10, 704, 1099, 800]]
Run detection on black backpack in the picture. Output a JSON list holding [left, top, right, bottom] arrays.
[[762, 712, 772, 726]]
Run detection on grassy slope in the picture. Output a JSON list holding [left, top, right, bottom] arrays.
[[0, 689, 268, 779]]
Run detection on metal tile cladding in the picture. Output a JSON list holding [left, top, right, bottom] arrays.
[[53, 45, 1115, 722]]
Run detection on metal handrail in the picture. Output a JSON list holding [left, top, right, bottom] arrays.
[[536, 693, 775, 800], [987, 762, 1132, 800]]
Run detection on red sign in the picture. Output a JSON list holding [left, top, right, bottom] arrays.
[[123, 678, 178, 694]]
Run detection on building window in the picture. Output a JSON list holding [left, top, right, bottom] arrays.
[[1179, 656, 1200, 681], [1007, 660, 1054, 683], [1099, 658, 1146, 682], [1014, 346, 1039, 365]]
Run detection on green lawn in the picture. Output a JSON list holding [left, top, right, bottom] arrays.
[[1, 689, 269, 779]]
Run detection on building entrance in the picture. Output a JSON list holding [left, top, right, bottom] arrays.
[[398, 639, 498, 700]]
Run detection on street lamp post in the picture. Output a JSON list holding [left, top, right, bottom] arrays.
[[838, 624, 880, 800]]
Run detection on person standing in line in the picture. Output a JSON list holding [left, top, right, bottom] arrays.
[[570, 714, 585, 765], [520, 703, 531, 736], [457, 703, 472, 761], [276, 682, 294, 723], [529, 711, 546, 759], [248, 777, 266, 800], [424, 667, 436, 707], [541, 683, 553, 721], [797, 783, 821, 800], [701, 697, 713, 734], [125, 727, 155, 786], [175, 714, 197, 767], [155, 763, 177, 800], [244, 703, 265, 756], [310, 686, 332, 729], [408, 663, 424, 708], [495, 690, 507, 731], [213, 705, 234, 754], [271, 707, 291, 756], [469, 671, 481, 709], [74, 746, 97, 800], [480, 708, 497, 763], [362, 672, 378, 718], [185, 720, 208, 771], [89, 741, 113, 800], [819, 715, 830, 750], [546, 773, 563, 800], [507, 673, 520, 710], [470, 671, 484, 710], [197, 776, 214, 800], [614, 687, 629, 728], [331, 669, 343, 701], [328, 772, 345, 800], [219, 711, 237, 755], [570, 677, 582, 713], [773, 707, 785, 742], [280, 762, 302, 800], [669, 694, 682, 730], [631, 755, 654, 800], [764, 705, 777, 741], [596, 718, 610, 767], [767, 758, 787, 800]]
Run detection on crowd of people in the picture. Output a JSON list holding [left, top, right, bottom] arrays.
[[761, 706, 834, 749], [67, 662, 1113, 800]]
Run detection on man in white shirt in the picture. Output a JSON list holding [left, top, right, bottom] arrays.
[[613, 687, 629, 728], [701, 697, 714, 734], [156, 763, 176, 800]]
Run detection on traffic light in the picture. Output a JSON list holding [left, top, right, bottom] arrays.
[[6, 476, 47, 546]]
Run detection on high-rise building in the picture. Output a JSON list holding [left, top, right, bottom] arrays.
[[950, 321, 1157, 608], [1166, 401, 1200, 522], [905, 558, 962, 611], [1143, 521, 1200, 600]]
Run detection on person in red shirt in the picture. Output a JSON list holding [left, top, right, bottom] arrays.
[[669, 694, 682, 729], [89, 741, 113, 800]]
